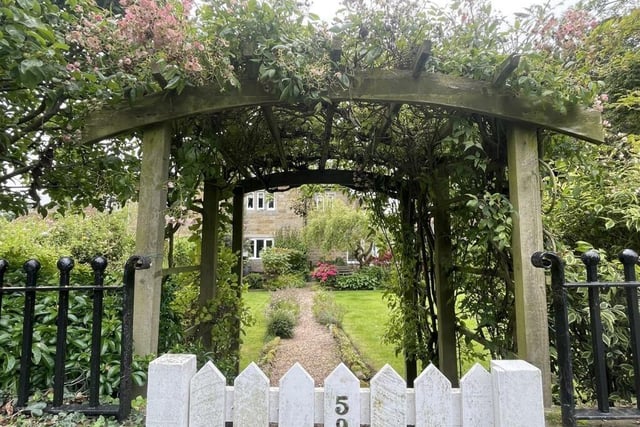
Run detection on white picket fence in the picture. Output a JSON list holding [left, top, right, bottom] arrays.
[[145, 354, 544, 427]]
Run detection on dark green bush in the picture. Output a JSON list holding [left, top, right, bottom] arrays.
[[266, 309, 297, 338], [335, 271, 378, 290], [0, 284, 148, 399], [261, 247, 308, 276], [265, 290, 300, 339], [244, 273, 265, 289]]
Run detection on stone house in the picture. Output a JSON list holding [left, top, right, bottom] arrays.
[[243, 187, 355, 272]]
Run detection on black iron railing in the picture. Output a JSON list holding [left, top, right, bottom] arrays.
[[532, 249, 640, 427], [0, 255, 150, 421]]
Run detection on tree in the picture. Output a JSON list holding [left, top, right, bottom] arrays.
[[304, 197, 376, 265]]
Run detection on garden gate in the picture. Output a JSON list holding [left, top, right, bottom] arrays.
[[145, 354, 544, 426], [0, 254, 150, 421], [532, 249, 640, 426]]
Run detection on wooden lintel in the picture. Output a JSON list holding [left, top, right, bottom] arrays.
[[261, 106, 289, 170], [80, 70, 604, 145], [412, 40, 432, 78], [492, 53, 521, 88]]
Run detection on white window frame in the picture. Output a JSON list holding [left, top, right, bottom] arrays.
[[249, 238, 274, 258], [257, 191, 265, 210], [267, 193, 276, 210]]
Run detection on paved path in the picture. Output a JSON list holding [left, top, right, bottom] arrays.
[[267, 286, 341, 386]]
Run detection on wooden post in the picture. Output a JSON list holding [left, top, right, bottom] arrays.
[[198, 182, 220, 349], [432, 170, 458, 386], [506, 124, 551, 406], [133, 123, 171, 356], [230, 186, 245, 375]]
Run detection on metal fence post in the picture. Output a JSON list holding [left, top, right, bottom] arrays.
[[531, 251, 576, 427], [118, 255, 151, 421], [581, 250, 609, 412], [17, 259, 41, 408], [89, 256, 108, 407], [619, 249, 640, 408], [53, 257, 74, 407]]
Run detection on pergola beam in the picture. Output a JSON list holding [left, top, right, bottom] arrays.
[[80, 70, 603, 145]]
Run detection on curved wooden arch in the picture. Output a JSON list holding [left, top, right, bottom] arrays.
[[80, 70, 603, 144], [237, 169, 404, 196]]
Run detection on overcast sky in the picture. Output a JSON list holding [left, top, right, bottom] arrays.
[[309, 0, 579, 23]]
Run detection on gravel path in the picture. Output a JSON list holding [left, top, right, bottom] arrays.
[[267, 286, 342, 386]]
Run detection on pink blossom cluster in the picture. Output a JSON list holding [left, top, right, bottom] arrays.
[[65, 0, 237, 92], [311, 262, 338, 283], [533, 8, 598, 56], [592, 93, 609, 113]]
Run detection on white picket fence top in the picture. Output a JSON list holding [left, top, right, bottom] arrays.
[[145, 354, 544, 427]]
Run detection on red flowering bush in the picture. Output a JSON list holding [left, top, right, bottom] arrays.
[[311, 262, 338, 284]]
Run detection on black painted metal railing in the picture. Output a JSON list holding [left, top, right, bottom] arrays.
[[0, 255, 150, 421], [532, 249, 640, 427]]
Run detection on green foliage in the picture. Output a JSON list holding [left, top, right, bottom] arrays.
[[312, 290, 345, 327], [266, 310, 296, 339], [335, 271, 379, 290], [304, 199, 374, 262], [265, 290, 300, 339], [190, 246, 252, 379], [0, 289, 148, 400], [265, 273, 307, 290], [261, 247, 307, 276], [244, 272, 266, 290], [275, 226, 308, 253]]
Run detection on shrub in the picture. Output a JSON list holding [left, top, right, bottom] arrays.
[[265, 273, 306, 290], [266, 309, 297, 339], [268, 289, 301, 318], [261, 247, 308, 276], [244, 272, 265, 289], [265, 290, 300, 339], [311, 262, 338, 286], [335, 272, 376, 290], [312, 290, 344, 326]]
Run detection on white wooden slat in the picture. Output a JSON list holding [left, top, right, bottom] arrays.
[[278, 363, 315, 427], [370, 364, 406, 427], [414, 364, 453, 427], [189, 361, 226, 427], [233, 362, 270, 426], [324, 363, 361, 427], [491, 360, 545, 427], [460, 363, 494, 427], [146, 354, 196, 427]]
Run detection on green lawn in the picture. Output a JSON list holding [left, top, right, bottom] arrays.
[[332, 290, 405, 378], [240, 288, 488, 380], [240, 290, 271, 370]]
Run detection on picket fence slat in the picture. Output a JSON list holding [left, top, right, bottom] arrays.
[[325, 363, 361, 427], [370, 364, 406, 427], [145, 355, 545, 427], [278, 363, 314, 427], [460, 363, 494, 427], [188, 361, 225, 427], [233, 362, 270, 426], [415, 363, 453, 427]]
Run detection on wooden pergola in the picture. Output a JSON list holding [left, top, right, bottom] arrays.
[[80, 52, 603, 404]]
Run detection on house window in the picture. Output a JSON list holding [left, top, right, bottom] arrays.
[[257, 191, 265, 210], [247, 193, 254, 209], [249, 238, 274, 258], [267, 193, 276, 210]]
